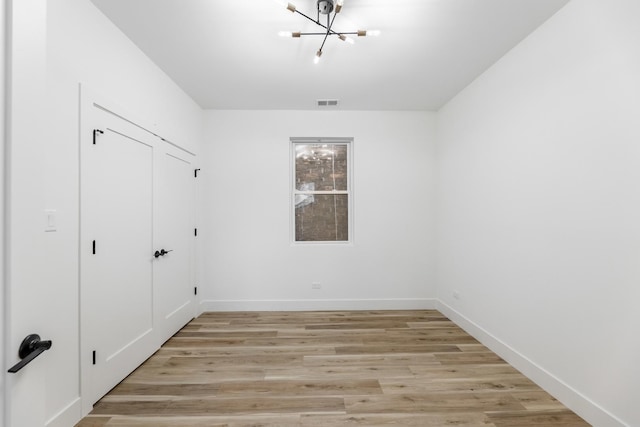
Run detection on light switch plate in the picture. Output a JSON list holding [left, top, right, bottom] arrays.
[[45, 209, 57, 232]]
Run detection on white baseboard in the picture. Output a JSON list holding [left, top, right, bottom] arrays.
[[436, 300, 627, 427], [200, 298, 437, 312], [45, 397, 82, 427]]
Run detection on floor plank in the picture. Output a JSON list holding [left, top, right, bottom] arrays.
[[301, 413, 494, 426], [487, 409, 591, 426], [344, 392, 527, 414], [75, 310, 590, 427]]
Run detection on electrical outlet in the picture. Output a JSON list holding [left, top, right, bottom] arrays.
[[312, 282, 322, 290]]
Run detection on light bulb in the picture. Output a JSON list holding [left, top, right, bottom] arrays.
[[314, 50, 322, 64], [357, 30, 381, 37], [278, 31, 301, 38], [338, 34, 355, 44], [273, 0, 296, 11]]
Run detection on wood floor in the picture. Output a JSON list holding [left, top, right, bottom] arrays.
[[76, 310, 590, 426]]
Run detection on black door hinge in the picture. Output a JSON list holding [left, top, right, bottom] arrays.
[[194, 286, 198, 295], [93, 129, 104, 145], [92, 350, 96, 365], [194, 228, 198, 236], [92, 240, 96, 255], [194, 168, 200, 178]]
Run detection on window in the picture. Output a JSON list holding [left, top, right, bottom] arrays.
[[292, 138, 352, 242]]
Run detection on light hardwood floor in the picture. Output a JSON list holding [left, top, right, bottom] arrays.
[[76, 310, 590, 426]]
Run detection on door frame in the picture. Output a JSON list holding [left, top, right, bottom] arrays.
[[1, 0, 7, 422], [78, 86, 197, 415]]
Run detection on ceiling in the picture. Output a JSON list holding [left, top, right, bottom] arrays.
[[90, 0, 570, 111]]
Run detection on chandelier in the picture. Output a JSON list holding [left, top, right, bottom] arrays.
[[276, 0, 380, 64]]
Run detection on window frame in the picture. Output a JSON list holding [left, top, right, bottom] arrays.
[[290, 137, 353, 244]]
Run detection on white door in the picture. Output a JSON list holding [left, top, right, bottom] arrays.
[[80, 107, 157, 409], [154, 146, 197, 340], [6, 0, 48, 425]]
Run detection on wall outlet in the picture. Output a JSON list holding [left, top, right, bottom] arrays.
[[453, 290, 461, 300], [312, 282, 322, 290]]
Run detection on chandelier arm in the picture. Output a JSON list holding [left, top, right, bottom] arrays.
[[318, 12, 337, 52], [299, 32, 357, 36], [293, 9, 342, 37], [294, 9, 324, 27]]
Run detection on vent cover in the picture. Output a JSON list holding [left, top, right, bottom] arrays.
[[317, 99, 339, 107]]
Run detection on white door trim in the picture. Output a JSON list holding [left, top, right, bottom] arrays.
[[1, 0, 8, 422]]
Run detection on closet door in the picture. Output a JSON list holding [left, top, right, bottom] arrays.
[[153, 145, 196, 340], [80, 105, 157, 409]]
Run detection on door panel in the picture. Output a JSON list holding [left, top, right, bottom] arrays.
[[81, 110, 157, 407], [154, 148, 196, 340]]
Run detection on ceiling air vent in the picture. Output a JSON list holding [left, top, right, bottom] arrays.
[[317, 99, 339, 107]]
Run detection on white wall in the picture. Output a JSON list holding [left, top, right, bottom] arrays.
[[201, 110, 436, 311], [436, 1, 640, 426], [47, 0, 202, 153], [9, 0, 638, 426], [6, 0, 202, 426]]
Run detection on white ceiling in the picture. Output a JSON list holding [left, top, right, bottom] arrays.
[[90, 0, 570, 111]]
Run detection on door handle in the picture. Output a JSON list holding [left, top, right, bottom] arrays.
[[154, 249, 173, 258], [8, 334, 52, 373]]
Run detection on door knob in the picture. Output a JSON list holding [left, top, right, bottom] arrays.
[[8, 334, 52, 373], [154, 249, 173, 258]]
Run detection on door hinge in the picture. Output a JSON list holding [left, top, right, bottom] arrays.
[[93, 129, 104, 145], [92, 350, 96, 365], [194, 286, 198, 295], [194, 168, 200, 178], [194, 228, 198, 236], [92, 240, 96, 255]]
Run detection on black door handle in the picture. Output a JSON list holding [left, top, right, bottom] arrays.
[[8, 334, 52, 373], [154, 249, 173, 258]]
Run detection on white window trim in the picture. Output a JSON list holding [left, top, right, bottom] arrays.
[[290, 137, 354, 245]]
